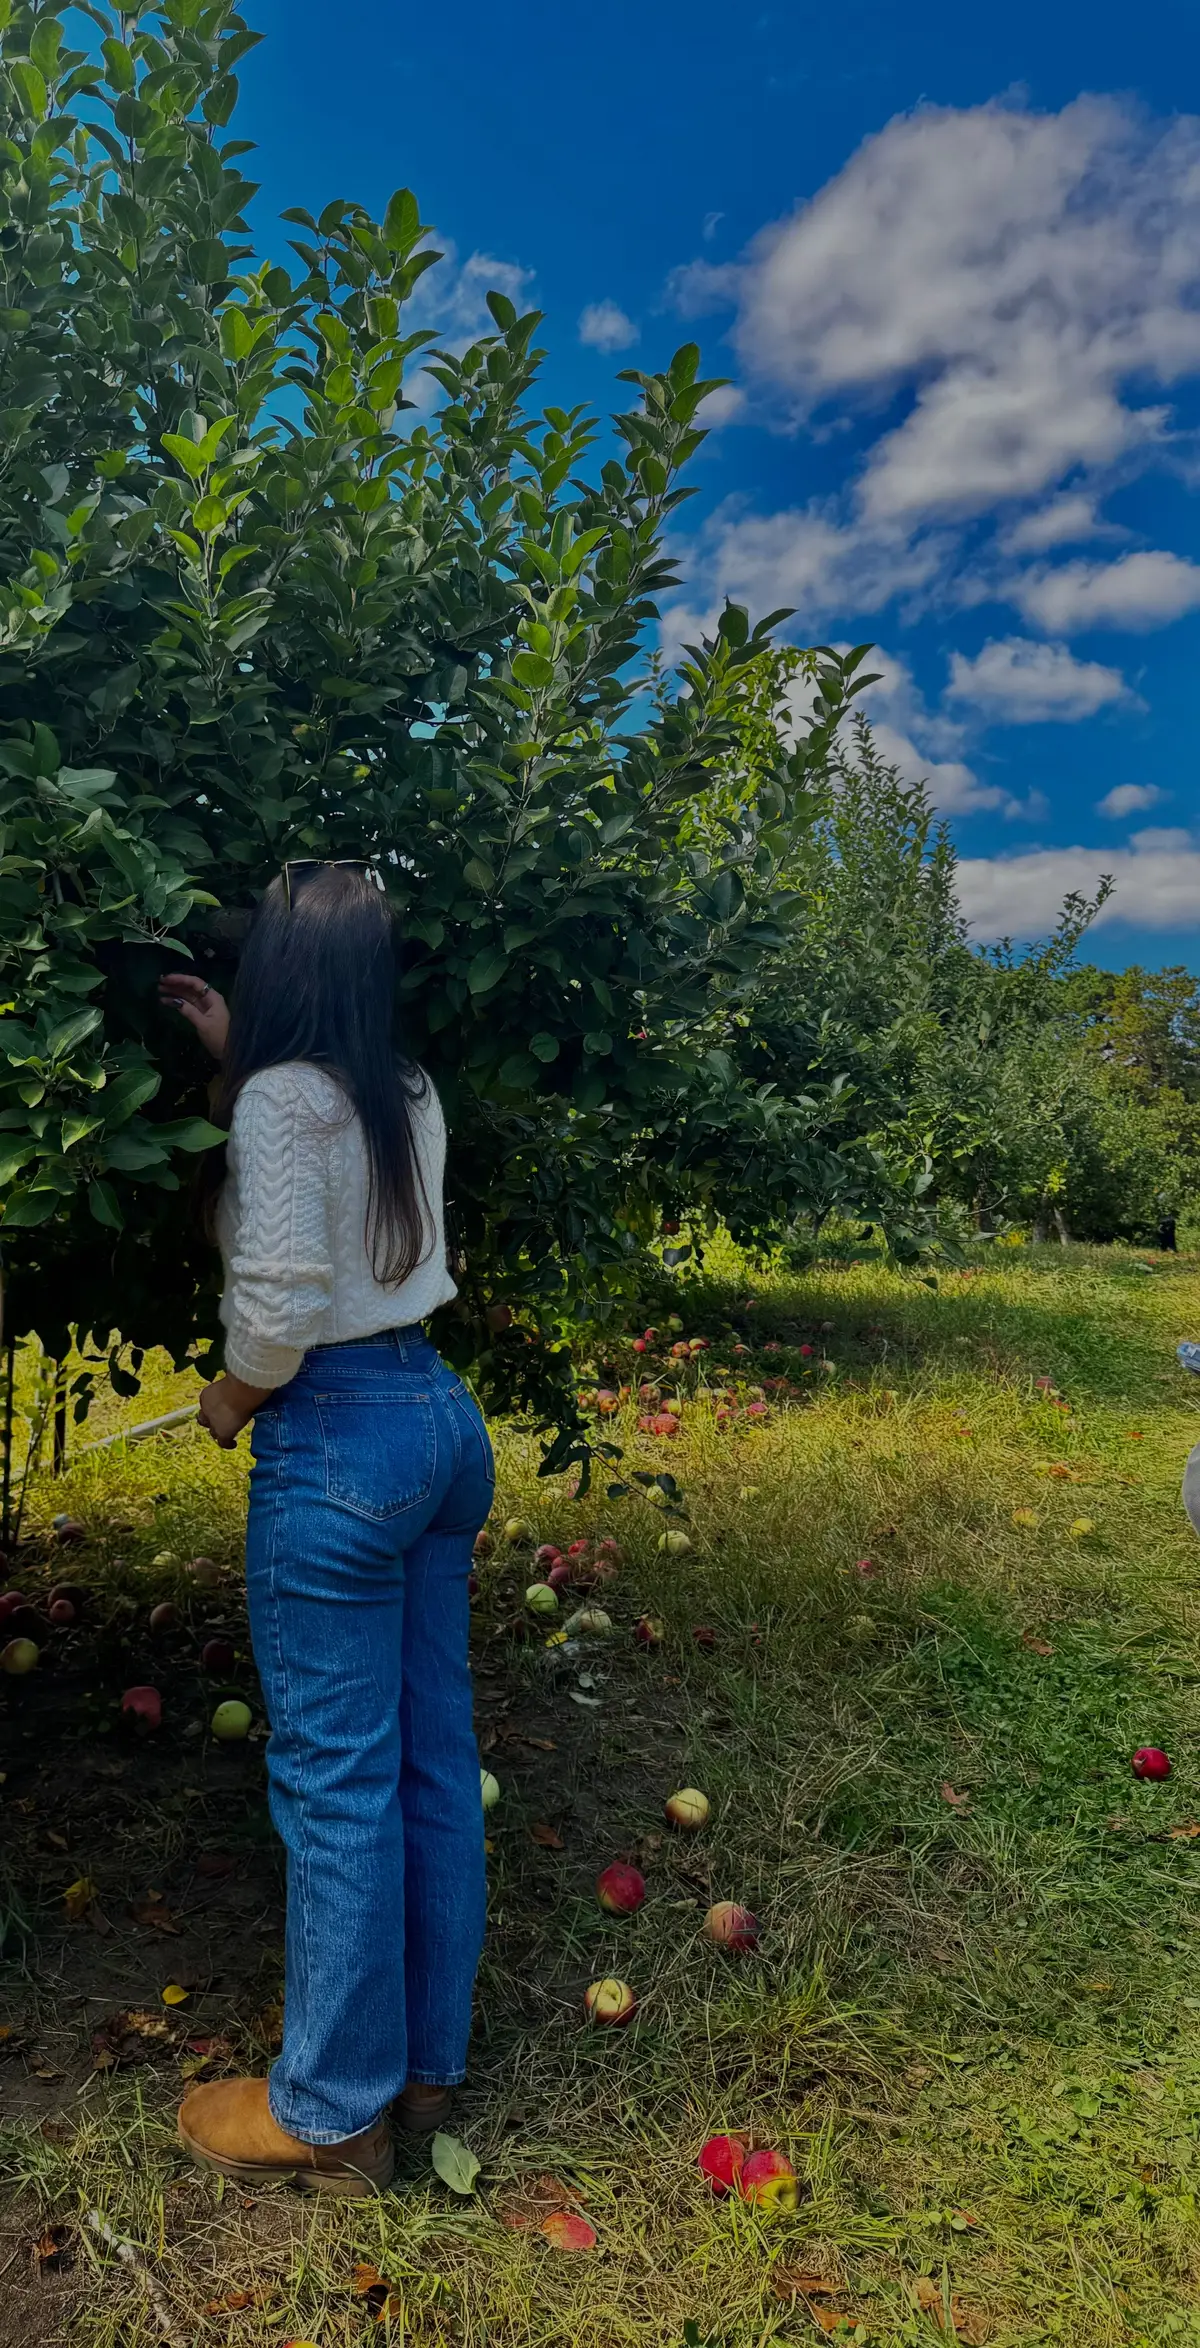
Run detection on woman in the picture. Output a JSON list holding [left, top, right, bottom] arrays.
[[158, 863, 493, 2197]]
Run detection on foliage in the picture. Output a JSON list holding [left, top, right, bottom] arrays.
[[0, 0, 905, 1455]]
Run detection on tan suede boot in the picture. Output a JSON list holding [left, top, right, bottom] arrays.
[[178, 2077, 393, 2196]]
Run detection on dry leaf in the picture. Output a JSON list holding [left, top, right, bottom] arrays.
[[910, 2276, 990, 2341], [1011, 1508, 1040, 1529], [1020, 1633, 1055, 1656], [252, 2001, 284, 2050], [771, 2267, 839, 2301], [31, 2225, 70, 2268], [1169, 1823, 1200, 1841], [529, 1823, 564, 1850], [520, 1736, 558, 1751], [91, 2009, 172, 2069], [204, 2285, 273, 2314], [161, 1983, 190, 2007], [129, 1894, 181, 1934], [940, 1783, 971, 1811], [46, 1830, 68, 1851], [540, 2211, 597, 2251], [352, 2262, 404, 2318], [63, 1875, 96, 1921]]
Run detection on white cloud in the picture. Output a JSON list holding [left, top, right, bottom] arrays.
[[679, 97, 1200, 528], [406, 248, 535, 408], [957, 837, 1200, 937], [789, 644, 1015, 816], [1002, 493, 1121, 554], [1013, 549, 1200, 631], [945, 637, 1131, 723], [578, 299, 639, 353], [671, 96, 1200, 643], [660, 499, 946, 648], [1097, 783, 1163, 818], [697, 382, 746, 426]]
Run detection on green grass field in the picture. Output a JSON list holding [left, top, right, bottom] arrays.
[[4, 1241, 1200, 2347]]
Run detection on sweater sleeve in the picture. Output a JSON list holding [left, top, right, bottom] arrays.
[[220, 1070, 336, 1387]]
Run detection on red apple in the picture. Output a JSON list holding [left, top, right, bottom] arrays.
[[535, 1543, 562, 1567], [596, 1862, 646, 1915], [51, 1514, 86, 1544], [1132, 1746, 1171, 1780], [632, 1338, 648, 1354], [49, 1583, 85, 1611], [566, 1540, 591, 1560], [122, 1685, 162, 1733], [0, 1590, 22, 1627], [643, 1328, 659, 1343], [692, 1625, 716, 1650], [739, 2148, 798, 2212], [186, 1555, 222, 1588], [547, 1562, 572, 1592], [703, 1901, 760, 1952], [473, 1529, 493, 1558], [486, 1302, 513, 1332], [466, 1573, 479, 1599], [699, 2133, 747, 2197], [662, 1219, 680, 1236], [584, 1977, 637, 2026], [635, 1616, 665, 1649], [854, 1557, 877, 1578], [48, 1598, 76, 1627], [201, 1638, 236, 1674], [149, 1602, 179, 1632]]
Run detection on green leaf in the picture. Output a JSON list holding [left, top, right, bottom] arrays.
[[467, 949, 508, 997], [529, 1032, 560, 1062], [2, 1188, 59, 1227], [430, 2132, 479, 2197], [151, 1117, 227, 1152], [88, 1178, 124, 1230]]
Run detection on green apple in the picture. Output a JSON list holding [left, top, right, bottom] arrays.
[[211, 1699, 252, 1741]]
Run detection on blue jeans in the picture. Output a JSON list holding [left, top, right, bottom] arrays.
[[244, 1328, 493, 2144]]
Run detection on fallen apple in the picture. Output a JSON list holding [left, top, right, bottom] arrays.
[[698, 2133, 748, 2196], [634, 1615, 665, 1648], [525, 1582, 559, 1616], [667, 1316, 683, 1333], [504, 1517, 536, 1544], [201, 1637, 236, 1674], [692, 1625, 716, 1650], [122, 1684, 162, 1731], [473, 1528, 493, 1558], [147, 1601, 178, 1634], [584, 1976, 637, 2025], [703, 1901, 760, 1952], [48, 1583, 85, 1611], [596, 1862, 646, 1915], [0, 1637, 38, 1674], [566, 1539, 592, 1560], [0, 1590, 23, 1625], [211, 1699, 252, 1742], [1132, 1746, 1171, 1780], [547, 1562, 572, 1592], [466, 1572, 479, 1599], [564, 1607, 613, 1638], [48, 1598, 76, 1627], [480, 1767, 501, 1811], [666, 1787, 710, 1831], [739, 2147, 798, 2212], [51, 1514, 86, 1544], [659, 1530, 692, 1557], [186, 1555, 221, 1587], [632, 1338, 648, 1354], [534, 1542, 562, 1566]]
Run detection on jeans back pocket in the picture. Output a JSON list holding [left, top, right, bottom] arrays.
[[314, 1391, 438, 1521]]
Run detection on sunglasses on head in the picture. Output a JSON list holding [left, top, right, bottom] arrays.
[[280, 859, 385, 910]]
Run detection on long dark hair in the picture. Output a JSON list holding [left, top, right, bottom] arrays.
[[198, 867, 432, 1286]]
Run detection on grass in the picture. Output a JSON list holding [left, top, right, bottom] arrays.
[[4, 1239, 1200, 2346]]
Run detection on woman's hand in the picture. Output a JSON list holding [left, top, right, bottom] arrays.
[[198, 1374, 273, 1449], [159, 970, 230, 1061]]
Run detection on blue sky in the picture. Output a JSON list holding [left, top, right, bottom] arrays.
[[242, 0, 1200, 969]]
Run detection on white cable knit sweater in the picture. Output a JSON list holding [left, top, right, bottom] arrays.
[[216, 1061, 456, 1388]]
